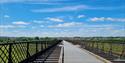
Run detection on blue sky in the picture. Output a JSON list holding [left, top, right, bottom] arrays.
[[0, 0, 125, 37]]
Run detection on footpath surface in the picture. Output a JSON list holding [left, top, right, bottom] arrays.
[[63, 41, 105, 63]]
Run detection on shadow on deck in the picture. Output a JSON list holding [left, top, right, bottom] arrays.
[[31, 43, 63, 63]]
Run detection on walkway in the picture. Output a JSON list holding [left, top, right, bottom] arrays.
[[32, 44, 62, 63], [63, 40, 105, 63]]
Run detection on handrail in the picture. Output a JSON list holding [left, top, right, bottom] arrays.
[[0, 40, 62, 63], [58, 44, 64, 63], [0, 40, 57, 45]]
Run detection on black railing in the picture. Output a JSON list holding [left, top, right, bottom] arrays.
[[0, 40, 61, 63], [83, 41, 125, 60]]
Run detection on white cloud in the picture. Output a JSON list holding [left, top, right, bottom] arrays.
[[106, 17, 125, 22], [78, 15, 85, 18], [90, 17, 105, 21], [0, 25, 26, 29], [46, 17, 64, 22], [12, 21, 30, 25], [31, 4, 124, 13], [4, 15, 10, 18], [33, 20, 44, 23], [33, 20, 50, 24], [0, 25, 15, 28], [89, 17, 125, 22], [49, 22, 83, 28], [32, 5, 88, 12], [1, 24, 124, 37]]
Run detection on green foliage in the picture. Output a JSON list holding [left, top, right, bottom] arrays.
[[0, 37, 57, 43]]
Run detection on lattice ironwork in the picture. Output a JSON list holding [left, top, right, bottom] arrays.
[[11, 43, 27, 63], [0, 40, 61, 63], [0, 45, 9, 63], [29, 43, 36, 56]]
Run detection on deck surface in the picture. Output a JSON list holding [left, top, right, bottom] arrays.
[[33, 45, 61, 63], [63, 41, 104, 63]]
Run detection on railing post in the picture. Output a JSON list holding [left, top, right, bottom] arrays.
[[27, 42, 29, 60], [46, 41, 47, 48], [41, 42, 43, 51], [120, 43, 125, 59], [96, 42, 99, 53], [102, 43, 104, 51], [109, 43, 113, 59], [44, 41, 46, 49], [88, 43, 90, 50], [8, 44, 12, 63], [62, 46, 64, 63], [36, 42, 38, 53], [92, 42, 94, 51]]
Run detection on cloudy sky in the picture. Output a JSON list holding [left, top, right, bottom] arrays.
[[0, 0, 125, 37]]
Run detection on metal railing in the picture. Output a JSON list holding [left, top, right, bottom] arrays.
[[82, 41, 125, 60], [0, 40, 61, 63], [67, 39, 125, 62]]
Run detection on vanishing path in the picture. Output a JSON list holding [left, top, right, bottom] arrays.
[[63, 40, 105, 63]]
